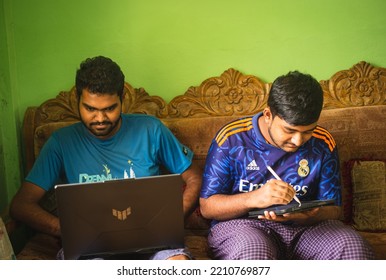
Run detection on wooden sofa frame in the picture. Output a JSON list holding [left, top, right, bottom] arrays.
[[16, 61, 386, 259]]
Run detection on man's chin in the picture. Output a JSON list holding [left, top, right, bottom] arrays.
[[281, 144, 299, 153], [88, 128, 112, 138]]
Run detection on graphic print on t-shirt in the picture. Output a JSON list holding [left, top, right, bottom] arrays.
[[124, 160, 136, 179], [78, 164, 113, 183]]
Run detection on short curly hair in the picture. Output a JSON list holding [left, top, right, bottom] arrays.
[[75, 56, 125, 99], [268, 71, 323, 126]]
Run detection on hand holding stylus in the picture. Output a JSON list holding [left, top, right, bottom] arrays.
[[266, 165, 302, 207]]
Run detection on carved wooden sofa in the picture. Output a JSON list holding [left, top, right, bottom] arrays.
[[9, 61, 386, 259]]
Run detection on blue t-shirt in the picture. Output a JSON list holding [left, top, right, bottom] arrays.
[[201, 113, 342, 213], [26, 114, 193, 191]]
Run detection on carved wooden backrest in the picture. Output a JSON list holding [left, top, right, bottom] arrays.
[[321, 61, 386, 108], [168, 68, 270, 117], [23, 61, 386, 174], [34, 82, 167, 126], [29, 60, 386, 124], [167, 61, 385, 118]]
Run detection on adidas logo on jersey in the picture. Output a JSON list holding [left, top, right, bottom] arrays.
[[246, 160, 260, 171]]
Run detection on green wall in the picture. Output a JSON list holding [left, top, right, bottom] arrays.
[[1, 0, 22, 214], [0, 0, 9, 213], [1, 0, 386, 212]]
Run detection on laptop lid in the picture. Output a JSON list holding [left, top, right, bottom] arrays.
[[248, 199, 335, 218], [55, 174, 185, 260]]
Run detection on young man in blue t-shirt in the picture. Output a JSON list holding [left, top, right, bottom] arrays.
[[10, 56, 202, 260], [200, 71, 374, 259]]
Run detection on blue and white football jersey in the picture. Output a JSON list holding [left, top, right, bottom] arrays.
[[201, 112, 342, 205]]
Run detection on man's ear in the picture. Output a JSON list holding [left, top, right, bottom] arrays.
[[263, 107, 272, 123]]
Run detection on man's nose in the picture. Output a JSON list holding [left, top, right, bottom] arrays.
[[291, 133, 304, 146], [94, 110, 107, 122]]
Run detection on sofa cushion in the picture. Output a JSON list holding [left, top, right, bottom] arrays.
[[347, 160, 386, 231], [162, 115, 248, 171], [318, 105, 386, 222]]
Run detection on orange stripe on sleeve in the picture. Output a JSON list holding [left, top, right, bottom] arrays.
[[312, 126, 336, 152], [216, 118, 253, 147], [215, 118, 253, 143]]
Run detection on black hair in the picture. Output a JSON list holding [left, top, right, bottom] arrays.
[[75, 56, 125, 99], [267, 71, 323, 125]]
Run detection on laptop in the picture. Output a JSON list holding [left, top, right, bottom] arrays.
[[248, 199, 335, 218], [55, 174, 185, 260]]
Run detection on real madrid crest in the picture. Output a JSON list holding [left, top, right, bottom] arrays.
[[298, 159, 309, 177]]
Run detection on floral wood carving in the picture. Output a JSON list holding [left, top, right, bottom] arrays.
[[36, 82, 168, 124], [321, 61, 386, 108], [121, 86, 168, 118], [167, 68, 270, 118], [37, 88, 79, 124]]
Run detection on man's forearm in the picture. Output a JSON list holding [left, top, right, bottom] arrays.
[[11, 202, 61, 237], [181, 164, 202, 219]]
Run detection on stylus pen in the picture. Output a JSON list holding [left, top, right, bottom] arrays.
[[266, 165, 302, 207]]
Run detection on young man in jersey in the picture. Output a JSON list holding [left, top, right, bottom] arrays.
[[10, 56, 202, 260], [199, 71, 374, 259]]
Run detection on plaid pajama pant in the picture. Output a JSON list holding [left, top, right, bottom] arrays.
[[208, 219, 375, 260]]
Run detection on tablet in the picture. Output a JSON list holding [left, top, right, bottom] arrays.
[[248, 199, 335, 218]]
